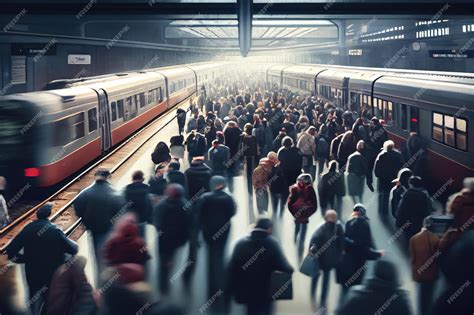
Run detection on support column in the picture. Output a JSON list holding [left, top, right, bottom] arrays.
[[238, 0, 252, 57]]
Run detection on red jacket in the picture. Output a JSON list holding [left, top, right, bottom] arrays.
[[103, 213, 150, 266], [287, 183, 317, 223]]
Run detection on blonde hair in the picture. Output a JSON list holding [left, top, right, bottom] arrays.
[[356, 140, 365, 152], [383, 140, 395, 151]]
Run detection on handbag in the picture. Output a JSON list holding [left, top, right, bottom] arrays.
[[299, 253, 320, 277], [268, 271, 293, 300]]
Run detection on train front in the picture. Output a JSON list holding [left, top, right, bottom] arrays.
[[0, 96, 44, 193]]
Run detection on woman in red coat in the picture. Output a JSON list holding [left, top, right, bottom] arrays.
[[287, 173, 318, 256], [103, 212, 151, 266]]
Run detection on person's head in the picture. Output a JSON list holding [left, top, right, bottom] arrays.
[[244, 123, 253, 135], [155, 163, 167, 177], [383, 140, 395, 151], [216, 131, 225, 144], [423, 216, 434, 230], [393, 168, 412, 187], [95, 168, 111, 181], [408, 176, 424, 189], [37, 203, 52, 220], [372, 259, 399, 285], [353, 203, 368, 219], [328, 160, 339, 173], [307, 126, 317, 136], [371, 117, 380, 126], [356, 140, 365, 152], [324, 209, 338, 223], [297, 173, 313, 187], [254, 217, 273, 235], [164, 183, 185, 200], [167, 161, 180, 172], [464, 177, 474, 191], [282, 136, 294, 148], [131, 170, 144, 182], [210, 175, 226, 191], [267, 151, 278, 164]]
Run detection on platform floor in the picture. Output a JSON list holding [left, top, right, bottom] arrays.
[[13, 112, 425, 315]]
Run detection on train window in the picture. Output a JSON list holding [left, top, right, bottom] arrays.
[[51, 112, 85, 146], [456, 118, 468, 151], [111, 102, 117, 121], [386, 102, 393, 125], [139, 93, 146, 108], [147, 90, 154, 105], [432, 112, 444, 142], [444, 115, 455, 146], [401, 104, 407, 130], [410, 107, 419, 132], [124, 97, 131, 120], [88, 108, 98, 132], [117, 100, 124, 119], [131, 96, 138, 119], [158, 87, 163, 102]]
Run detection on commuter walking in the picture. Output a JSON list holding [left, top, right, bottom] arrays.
[[227, 218, 294, 315], [374, 140, 404, 217], [153, 184, 190, 294], [345, 140, 369, 204], [197, 176, 236, 299], [288, 174, 317, 256], [308, 210, 344, 310], [297, 126, 317, 178], [318, 160, 345, 217], [241, 123, 259, 197], [124, 170, 152, 238], [278, 136, 303, 206], [6, 204, 79, 314], [74, 169, 126, 285], [252, 158, 272, 214], [389, 168, 412, 218]]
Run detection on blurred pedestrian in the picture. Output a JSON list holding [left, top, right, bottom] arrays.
[[374, 140, 404, 217], [165, 161, 187, 195], [297, 126, 317, 178], [308, 210, 344, 310], [74, 169, 125, 286], [252, 158, 272, 214], [288, 174, 317, 256], [267, 152, 287, 218], [389, 168, 412, 219], [345, 140, 369, 204], [0, 176, 9, 228], [241, 123, 259, 197], [6, 204, 79, 314], [318, 160, 345, 217], [227, 218, 294, 315], [224, 120, 242, 192], [208, 137, 230, 177], [149, 163, 168, 204], [278, 136, 303, 207], [124, 170, 152, 238], [176, 108, 187, 135]]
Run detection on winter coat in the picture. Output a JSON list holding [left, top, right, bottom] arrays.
[[224, 123, 242, 159], [330, 134, 343, 161], [337, 261, 412, 315], [315, 135, 329, 161], [396, 187, 432, 238], [74, 180, 126, 235], [186, 132, 207, 160], [103, 214, 150, 266], [447, 188, 474, 229], [434, 230, 474, 315], [184, 161, 212, 199], [268, 164, 288, 194], [374, 149, 404, 190], [240, 134, 258, 157], [318, 170, 345, 209], [409, 229, 440, 283], [252, 125, 266, 152], [6, 219, 79, 291], [297, 132, 316, 156], [153, 197, 190, 255], [186, 117, 198, 133], [287, 183, 317, 224], [309, 221, 344, 270], [390, 184, 408, 218], [166, 170, 187, 194], [253, 164, 270, 190], [197, 189, 236, 243], [208, 144, 230, 175], [148, 175, 167, 197], [277, 146, 303, 187], [271, 134, 285, 153], [46, 256, 96, 315], [346, 152, 368, 197], [369, 125, 388, 151], [177, 108, 186, 131], [337, 131, 357, 166], [151, 142, 171, 165], [227, 230, 294, 304], [123, 182, 152, 223]]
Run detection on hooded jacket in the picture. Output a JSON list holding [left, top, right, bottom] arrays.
[[287, 183, 317, 224]]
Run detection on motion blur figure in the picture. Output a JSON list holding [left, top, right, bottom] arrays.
[[345, 140, 369, 204], [124, 170, 152, 238], [336, 260, 412, 315], [227, 218, 294, 315], [0, 254, 25, 315], [6, 204, 79, 314], [252, 158, 272, 214], [308, 210, 344, 311], [196, 176, 236, 302], [0, 176, 9, 229], [389, 168, 413, 219], [318, 160, 345, 217], [287, 174, 317, 257], [152, 184, 190, 294], [74, 168, 126, 286]]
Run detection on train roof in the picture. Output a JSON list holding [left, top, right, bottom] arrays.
[[347, 71, 385, 93], [155, 66, 195, 78], [282, 65, 328, 79], [374, 76, 474, 112], [267, 64, 294, 75]]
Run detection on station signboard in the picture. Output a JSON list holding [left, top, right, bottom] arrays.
[[68, 54, 91, 65]]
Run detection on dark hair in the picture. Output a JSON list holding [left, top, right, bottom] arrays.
[[282, 136, 293, 148], [168, 161, 180, 171], [37, 203, 52, 219], [408, 176, 423, 188], [132, 170, 144, 181]]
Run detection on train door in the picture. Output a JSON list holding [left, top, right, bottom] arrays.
[[342, 77, 349, 110], [98, 89, 112, 152]]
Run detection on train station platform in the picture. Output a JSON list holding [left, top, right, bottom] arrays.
[[8, 108, 432, 315]]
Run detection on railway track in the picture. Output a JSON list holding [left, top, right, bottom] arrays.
[[0, 100, 190, 250]]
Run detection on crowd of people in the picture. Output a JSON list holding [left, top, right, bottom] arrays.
[[0, 75, 473, 315]]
